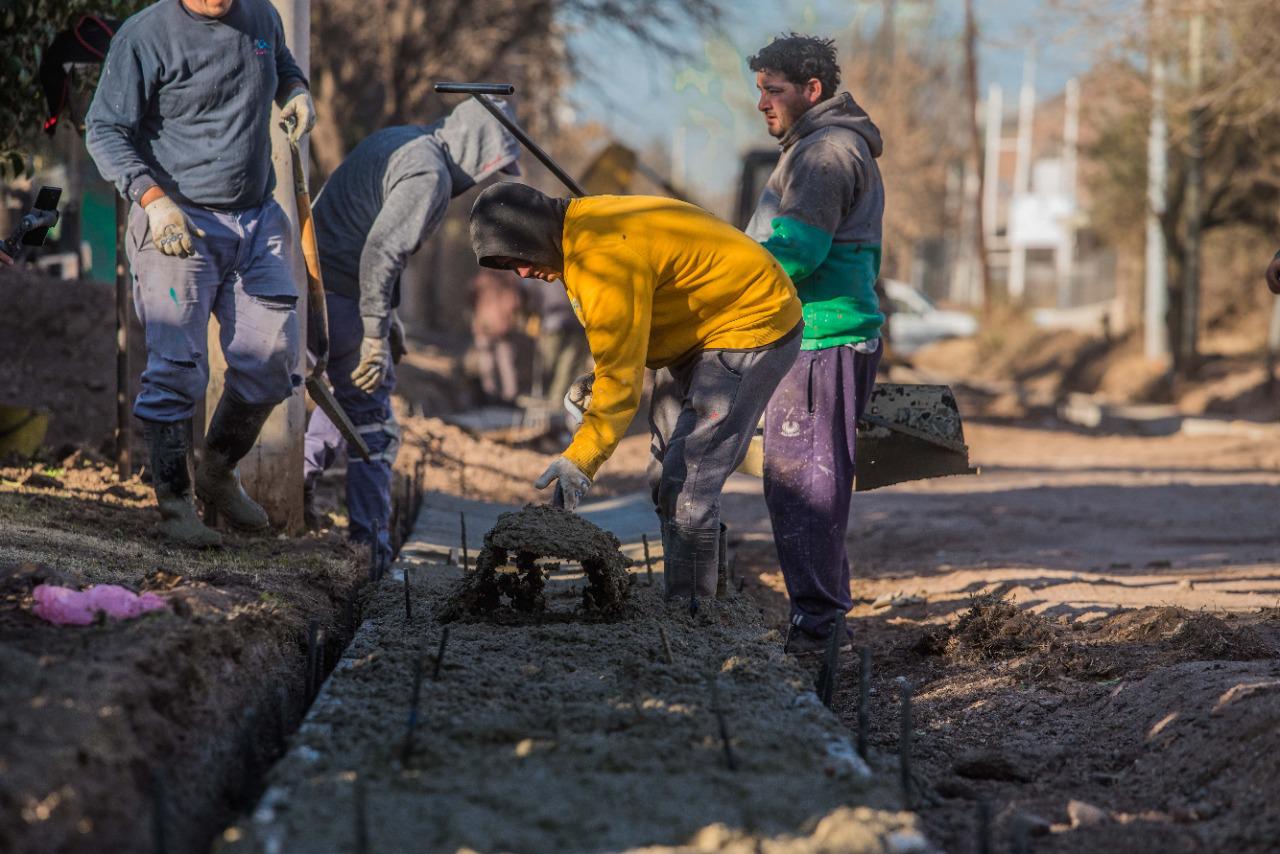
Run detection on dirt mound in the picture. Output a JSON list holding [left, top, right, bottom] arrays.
[[1093, 606, 1272, 662], [440, 504, 633, 620], [942, 593, 1058, 662], [917, 597, 1271, 685]]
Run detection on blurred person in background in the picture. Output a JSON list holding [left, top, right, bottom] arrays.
[[468, 267, 527, 406]]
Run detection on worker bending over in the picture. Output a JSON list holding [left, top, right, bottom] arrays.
[[304, 99, 521, 559], [747, 35, 886, 654], [86, 0, 315, 546], [469, 184, 802, 602]]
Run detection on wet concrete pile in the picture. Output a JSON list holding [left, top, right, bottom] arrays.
[[441, 504, 633, 620], [222, 509, 929, 853]]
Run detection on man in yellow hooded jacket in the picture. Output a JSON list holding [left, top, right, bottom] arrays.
[[470, 183, 802, 604]]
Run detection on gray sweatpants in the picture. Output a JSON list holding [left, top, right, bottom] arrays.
[[647, 327, 802, 528], [126, 198, 300, 422]]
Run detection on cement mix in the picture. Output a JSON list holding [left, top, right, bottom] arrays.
[[219, 498, 928, 853]]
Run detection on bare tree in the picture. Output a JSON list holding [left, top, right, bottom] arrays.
[[310, 0, 723, 179]]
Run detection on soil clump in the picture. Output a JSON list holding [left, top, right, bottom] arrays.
[[441, 503, 633, 619]]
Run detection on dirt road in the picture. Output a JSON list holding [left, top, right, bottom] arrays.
[[720, 419, 1280, 853]]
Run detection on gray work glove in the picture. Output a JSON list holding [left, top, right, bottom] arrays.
[[280, 88, 316, 142], [388, 311, 407, 364], [562, 372, 595, 431], [146, 196, 205, 258], [351, 336, 392, 393], [534, 456, 592, 511]]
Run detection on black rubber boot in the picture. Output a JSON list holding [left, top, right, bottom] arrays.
[[302, 473, 324, 531], [142, 419, 222, 547], [662, 521, 720, 602], [195, 392, 276, 532]]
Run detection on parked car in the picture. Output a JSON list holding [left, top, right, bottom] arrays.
[[882, 279, 977, 354]]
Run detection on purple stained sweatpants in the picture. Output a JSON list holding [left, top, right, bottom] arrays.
[[763, 343, 881, 639]]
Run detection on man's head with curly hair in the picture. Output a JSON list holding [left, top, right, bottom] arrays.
[[748, 34, 841, 100], [748, 34, 841, 138]]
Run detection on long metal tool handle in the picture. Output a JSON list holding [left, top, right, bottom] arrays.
[[433, 82, 586, 198]]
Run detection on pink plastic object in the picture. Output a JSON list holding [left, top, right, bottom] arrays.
[[31, 584, 168, 626]]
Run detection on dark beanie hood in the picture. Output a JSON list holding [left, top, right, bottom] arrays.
[[469, 182, 571, 272]]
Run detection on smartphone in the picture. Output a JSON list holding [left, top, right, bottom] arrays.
[[21, 186, 62, 246]]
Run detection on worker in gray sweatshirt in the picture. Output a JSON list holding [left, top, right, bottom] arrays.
[[85, 0, 315, 547], [746, 34, 886, 656], [302, 99, 521, 559]]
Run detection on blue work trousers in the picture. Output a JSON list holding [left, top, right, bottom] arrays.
[[126, 199, 300, 422], [303, 293, 399, 556]]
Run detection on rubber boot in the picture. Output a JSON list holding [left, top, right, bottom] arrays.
[[303, 473, 323, 531], [716, 523, 729, 597], [196, 392, 276, 532], [662, 521, 720, 602], [142, 419, 223, 547]]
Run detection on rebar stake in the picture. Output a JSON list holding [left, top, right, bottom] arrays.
[[977, 798, 993, 854], [403, 565, 412, 622], [898, 677, 913, 808], [783, 623, 794, 654], [305, 620, 319, 700], [856, 646, 871, 759], [353, 776, 369, 854], [641, 533, 654, 586], [400, 656, 426, 765], [689, 591, 698, 618], [432, 626, 451, 681], [814, 615, 844, 708], [659, 625, 674, 664], [1011, 814, 1032, 854], [460, 512, 469, 570], [150, 770, 169, 854], [711, 679, 738, 772]]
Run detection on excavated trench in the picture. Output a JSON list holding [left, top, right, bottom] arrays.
[[216, 496, 928, 853]]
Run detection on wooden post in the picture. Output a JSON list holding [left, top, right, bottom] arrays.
[[205, 0, 310, 533], [115, 194, 131, 480]]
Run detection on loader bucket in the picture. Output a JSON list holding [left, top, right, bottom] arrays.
[[735, 383, 977, 490]]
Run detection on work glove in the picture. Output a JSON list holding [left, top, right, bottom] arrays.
[[1267, 251, 1280, 295], [562, 372, 595, 431], [145, 195, 205, 258], [350, 336, 392, 393], [534, 456, 592, 511], [388, 311, 407, 364], [280, 88, 316, 142]]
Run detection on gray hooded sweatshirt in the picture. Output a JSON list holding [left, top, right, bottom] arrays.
[[313, 98, 522, 337], [746, 92, 886, 348]]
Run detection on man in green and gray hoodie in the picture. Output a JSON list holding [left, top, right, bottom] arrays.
[[746, 34, 886, 655]]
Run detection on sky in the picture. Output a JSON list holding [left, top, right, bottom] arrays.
[[565, 0, 1118, 206]]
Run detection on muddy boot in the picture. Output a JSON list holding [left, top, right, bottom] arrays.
[[716, 523, 729, 597], [302, 473, 324, 531], [142, 419, 222, 547], [195, 393, 276, 532], [662, 522, 719, 603]]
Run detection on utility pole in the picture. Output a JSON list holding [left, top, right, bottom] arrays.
[[205, 0, 310, 532], [1180, 4, 1205, 372], [1058, 78, 1080, 309], [1008, 48, 1036, 302], [963, 0, 991, 311], [1145, 0, 1170, 362]]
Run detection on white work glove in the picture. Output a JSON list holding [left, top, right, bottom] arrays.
[[146, 195, 205, 258], [534, 456, 592, 511], [562, 372, 594, 431], [388, 311, 407, 364], [350, 336, 392, 393], [280, 88, 316, 142]]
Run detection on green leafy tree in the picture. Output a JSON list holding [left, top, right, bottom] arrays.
[[0, 0, 148, 177]]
